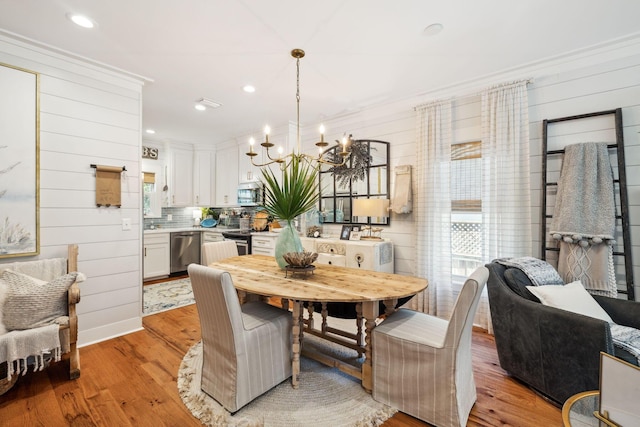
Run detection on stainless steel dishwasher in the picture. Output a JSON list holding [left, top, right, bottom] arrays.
[[170, 231, 201, 273]]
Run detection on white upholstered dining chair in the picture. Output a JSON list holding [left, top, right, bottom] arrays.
[[201, 240, 238, 266], [187, 264, 292, 412], [372, 266, 489, 427]]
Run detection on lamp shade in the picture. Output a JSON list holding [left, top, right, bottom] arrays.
[[353, 198, 390, 219]]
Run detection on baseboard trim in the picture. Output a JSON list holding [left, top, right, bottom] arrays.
[[78, 317, 143, 347]]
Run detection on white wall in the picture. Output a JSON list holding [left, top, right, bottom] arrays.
[[0, 33, 145, 344], [306, 35, 640, 299]]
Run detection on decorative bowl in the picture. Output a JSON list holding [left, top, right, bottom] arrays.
[[283, 251, 318, 267], [200, 218, 217, 228]]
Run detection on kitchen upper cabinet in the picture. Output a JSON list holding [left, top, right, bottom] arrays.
[[170, 147, 193, 207], [238, 144, 261, 183], [194, 150, 215, 206], [215, 145, 238, 206]]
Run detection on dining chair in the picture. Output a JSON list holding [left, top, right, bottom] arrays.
[[201, 240, 238, 266], [187, 264, 292, 412], [372, 266, 489, 427]]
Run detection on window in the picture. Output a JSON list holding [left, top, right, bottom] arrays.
[[143, 172, 161, 218], [451, 141, 482, 281]]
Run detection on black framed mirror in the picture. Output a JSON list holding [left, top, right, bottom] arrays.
[[318, 139, 390, 225]]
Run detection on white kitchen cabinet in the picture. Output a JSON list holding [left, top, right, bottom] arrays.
[[170, 147, 193, 207], [215, 145, 238, 206], [194, 150, 215, 206], [238, 144, 262, 183], [251, 233, 276, 256], [143, 233, 170, 280]]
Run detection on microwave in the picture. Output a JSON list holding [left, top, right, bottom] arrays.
[[237, 182, 263, 206]]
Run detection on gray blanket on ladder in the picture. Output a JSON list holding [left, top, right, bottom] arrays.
[[549, 142, 617, 297]]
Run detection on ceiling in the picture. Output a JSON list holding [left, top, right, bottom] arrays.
[[1, 0, 639, 147]]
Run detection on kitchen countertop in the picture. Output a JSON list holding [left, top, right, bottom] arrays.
[[144, 227, 241, 234], [143, 227, 300, 237]]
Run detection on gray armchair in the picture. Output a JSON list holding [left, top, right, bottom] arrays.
[[188, 264, 292, 412], [486, 261, 640, 405]]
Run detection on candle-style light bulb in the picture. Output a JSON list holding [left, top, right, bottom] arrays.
[[264, 125, 270, 143], [249, 137, 255, 153], [341, 135, 348, 154], [277, 146, 284, 158], [319, 124, 325, 142]]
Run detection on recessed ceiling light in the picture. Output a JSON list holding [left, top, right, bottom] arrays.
[[67, 13, 96, 29], [423, 23, 444, 36], [243, 85, 256, 93], [145, 129, 156, 134], [195, 104, 207, 111]]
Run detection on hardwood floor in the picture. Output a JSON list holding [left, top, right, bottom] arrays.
[[0, 304, 562, 426]]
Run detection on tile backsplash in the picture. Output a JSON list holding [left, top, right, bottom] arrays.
[[143, 207, 261, 230]]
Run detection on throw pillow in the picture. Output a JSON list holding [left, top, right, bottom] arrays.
[[526, 280, 613, 323], [503, 268, 541, 302], [0, 270, 78, 331], [0, 279, 7, 335]]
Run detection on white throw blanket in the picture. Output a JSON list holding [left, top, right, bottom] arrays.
[[610, 324, 640, 365], [549, 142, 617, 297], [496, 256, 564, 286], [0, 323, 61, 380]]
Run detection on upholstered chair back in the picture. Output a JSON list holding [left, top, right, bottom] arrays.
[[201, 241, 238, 266], [372, 266, 488, 427], [188, 264, 292, 412]]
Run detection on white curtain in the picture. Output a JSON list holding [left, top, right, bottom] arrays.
[[411, 81, 531, 333], [412, 99, 454, 316], [481, 81, 531, 258], [479, 80, 532, 331]]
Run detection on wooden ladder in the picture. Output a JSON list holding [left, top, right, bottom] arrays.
[[540, 108, 634, 300]]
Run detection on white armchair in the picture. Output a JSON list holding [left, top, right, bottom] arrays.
[[372, 266, 489, 427], [188, 264, 292, 412]]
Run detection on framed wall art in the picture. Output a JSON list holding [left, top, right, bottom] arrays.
[[0, 62, 39, 258]]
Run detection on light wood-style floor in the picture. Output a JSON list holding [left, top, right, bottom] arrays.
[[0, 302, 562, 426]]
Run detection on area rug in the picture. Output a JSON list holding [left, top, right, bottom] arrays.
[[143, 278, 194, 315], [177, 336, 397, 426]]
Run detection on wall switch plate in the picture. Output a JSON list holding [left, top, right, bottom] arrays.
[[122, 218, 132, 231], [167, 214, 173, 221]]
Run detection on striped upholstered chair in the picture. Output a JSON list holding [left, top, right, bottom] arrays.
[[201, 240, 238, 266], [188, 264, 292, 412], [372, 266, 489, 427]]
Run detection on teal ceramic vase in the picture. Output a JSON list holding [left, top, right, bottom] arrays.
[[275, 221, 303, 269]]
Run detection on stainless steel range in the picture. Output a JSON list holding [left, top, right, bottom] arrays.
[[221, 230, 252, 255]]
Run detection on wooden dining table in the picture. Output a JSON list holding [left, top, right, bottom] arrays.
[[209, 254, 428, 392]]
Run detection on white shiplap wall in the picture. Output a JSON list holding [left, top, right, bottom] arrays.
[[298, 36, 640, 300], [528, 50, 640, 298], [0, 33, 145, 345]]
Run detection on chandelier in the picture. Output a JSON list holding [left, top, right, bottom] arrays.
[[245, 48, 351, 169]]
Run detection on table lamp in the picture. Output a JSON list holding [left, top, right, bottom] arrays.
[[353, 198, 389, 240], [193, 209, 202, 227]]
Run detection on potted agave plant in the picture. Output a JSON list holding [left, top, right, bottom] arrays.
[[261, 154, 319, 268]]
